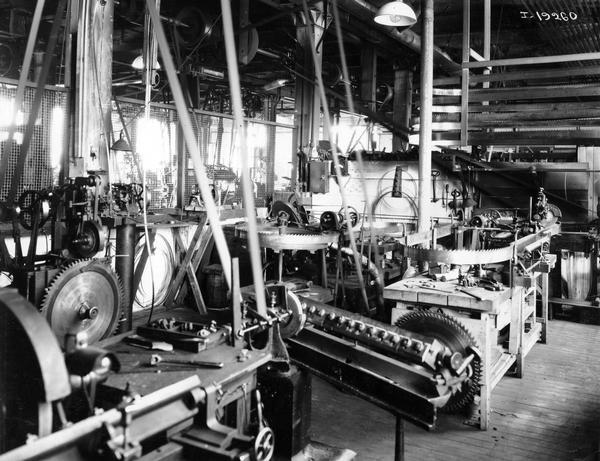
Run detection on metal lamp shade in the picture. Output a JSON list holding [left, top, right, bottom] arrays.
[[374, 1, 417, 27]]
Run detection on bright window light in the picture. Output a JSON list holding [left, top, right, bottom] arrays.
[[0, 97, 25, 127], [136, 117, 168, 171], [50, 106, 64, 169], [0, 131, 23, 144], [247, 123, 267, 152]]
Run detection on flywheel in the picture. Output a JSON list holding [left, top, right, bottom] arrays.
[[40, 259, 124, 347], [396, 309, 481, 413]]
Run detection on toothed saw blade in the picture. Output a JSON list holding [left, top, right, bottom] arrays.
[[40, 259, 124, 347]]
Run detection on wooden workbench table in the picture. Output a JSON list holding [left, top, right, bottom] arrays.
[[384, 275, 548, 430]]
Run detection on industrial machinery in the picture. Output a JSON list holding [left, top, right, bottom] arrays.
[[0, 286, 274, 461], [0, 176, 124, 345], [0, 252, 480, 460], [384, 192, 560, 429], [235, 199, 387, 316]]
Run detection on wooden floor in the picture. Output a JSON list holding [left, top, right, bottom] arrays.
[[310, 320, 600, 461]]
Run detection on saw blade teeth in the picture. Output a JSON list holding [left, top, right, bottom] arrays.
[[40, 258, 124, 345], [396, 309, 482, 413]]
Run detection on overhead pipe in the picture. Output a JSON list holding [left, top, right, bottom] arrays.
[[343, 0, 461, 75], [256, 0, 461, 75]]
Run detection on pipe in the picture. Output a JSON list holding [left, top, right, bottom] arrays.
[[146, 0, 234, 289], [417, 0, 433, 233], [220, 0, 267, 316], [343, 0, 461, 75], [115, 223, 136, 332], [330, 243, 384, 311]]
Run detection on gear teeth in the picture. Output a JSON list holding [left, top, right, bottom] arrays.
[[40, 259, 124, 346], [402, 245, 514, 265], [396, 309, 482, 413]]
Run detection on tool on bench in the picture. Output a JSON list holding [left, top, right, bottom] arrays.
[[124, 335, 174, 351], [403, 281, 456, 294], [456, 288, 484, 301], [149, 353, 224, 369], [477, 278, 504, 291]]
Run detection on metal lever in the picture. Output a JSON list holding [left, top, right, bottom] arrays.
[[149, 354, 224, 369]]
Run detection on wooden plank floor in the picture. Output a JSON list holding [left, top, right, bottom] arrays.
[[310, 320, 600, 461]]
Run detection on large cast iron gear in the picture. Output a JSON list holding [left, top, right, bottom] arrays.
[[40, 259, 124, 347], [395, 310, 481, 413]]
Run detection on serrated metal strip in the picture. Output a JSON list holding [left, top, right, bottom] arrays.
[[258, 232, 338, 250], [402, 245, 515, 265]]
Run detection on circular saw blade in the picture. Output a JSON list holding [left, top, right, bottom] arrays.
[[396, 309, 481, 413], [41, 259, 124, 347]]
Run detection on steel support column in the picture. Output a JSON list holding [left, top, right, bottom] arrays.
[[417, 0, 434, 233]]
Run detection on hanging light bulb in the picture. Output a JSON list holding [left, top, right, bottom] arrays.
[[131, 55, 161, 70], [374, 1, 417, 27], [110, 130, 132, 152]]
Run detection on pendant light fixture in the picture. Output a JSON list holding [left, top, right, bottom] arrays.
[[374, 1, 417, 27]]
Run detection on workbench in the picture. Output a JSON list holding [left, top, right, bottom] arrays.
[[384, 268, 552, 430], [97, 331, 272, 453]]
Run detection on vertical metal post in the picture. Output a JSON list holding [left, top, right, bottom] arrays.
[[116, 223, 136, 332], [417, 0, 434, 233], [231, 257, 244, 348], [60, 0, 73, 185], [460, 0, 470, 146], [176, 122, 185, 209], [394, 416, 405, 461], [483, 0, 491, 81], [482, 0, 491, 159], [145, 0, 233, 288], [540, 271, 549, 343], [219, 0, 267, 316], [263, 95, 277, 198]]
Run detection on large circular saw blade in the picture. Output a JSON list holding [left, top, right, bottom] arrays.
[[41, 259, 124, 347], [396, 309, 481, 413]]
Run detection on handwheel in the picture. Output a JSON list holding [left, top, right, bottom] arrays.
[[338, 205, 359, 227]]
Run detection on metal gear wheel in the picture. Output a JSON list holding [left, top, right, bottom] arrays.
[[40, 259, 124, 347], [396, 309, 481, 413]]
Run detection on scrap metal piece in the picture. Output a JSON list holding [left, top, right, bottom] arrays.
[[396, 310, 481, 412], [40, 259, 124, 347]]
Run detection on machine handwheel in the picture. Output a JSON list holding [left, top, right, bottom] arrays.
[[338, 205, 359, 228], [254, 426, 275, 461]]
